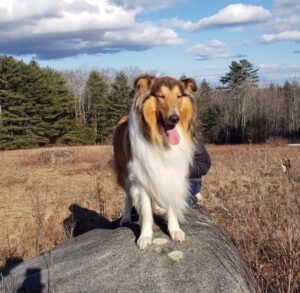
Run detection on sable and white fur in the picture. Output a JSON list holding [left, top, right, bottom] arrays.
[[113, 75, 197, 249]]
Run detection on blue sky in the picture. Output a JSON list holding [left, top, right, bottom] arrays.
[[0, 0, 299, 85]]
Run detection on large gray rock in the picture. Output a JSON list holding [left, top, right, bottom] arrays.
[[39, 150, 75, 164], [1, 207, 254, 293]]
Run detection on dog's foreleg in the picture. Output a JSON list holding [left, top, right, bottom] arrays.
[[167, 207, 185, 242], [137, 190, 153, 249], [120, 181, 132, 226]]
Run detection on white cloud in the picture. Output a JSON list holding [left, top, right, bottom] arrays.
[[273, 0, 300, 11], [270, 15, 300, 32], [103, 23, 182, 47], [0, 0, 182, 59], [187, 39, 245, 61], [259, 63, 300, 83], [161, 17, 196, 31], [261, 30, 300, 43], [109, 0, 183, 11], [267, 0, 300, 32], [258, 63, 281, 70], [165, 4, 271, 31], [257, 0, 300, 44], [207, 39, 227, 48]]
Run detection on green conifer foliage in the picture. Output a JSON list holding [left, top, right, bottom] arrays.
[[0, 56, 90, 149], [106, 71, 131, 139], [22, 61, 75, 145], [85, 70, 109, 143], [197, 79, 222, 143], [220, 59, 259, 89], [0, 56, 34, 149]]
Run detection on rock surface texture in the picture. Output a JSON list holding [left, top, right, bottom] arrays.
[[1, 207, 254, 293]]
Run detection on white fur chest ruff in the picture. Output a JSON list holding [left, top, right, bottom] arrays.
[[127, 109, 194, 220]]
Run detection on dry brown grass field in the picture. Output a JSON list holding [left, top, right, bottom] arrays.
[[0, 144, 299, 292]]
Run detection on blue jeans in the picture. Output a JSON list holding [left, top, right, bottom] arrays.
[[187, 179, 201, 208]]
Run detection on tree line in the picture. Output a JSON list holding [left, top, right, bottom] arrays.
[[197, 60, 300, 143], [0, 56, 299, 150], [0, 56, 131, 149]]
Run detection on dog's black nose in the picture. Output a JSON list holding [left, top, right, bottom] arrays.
[[169, 113, 180, 124]]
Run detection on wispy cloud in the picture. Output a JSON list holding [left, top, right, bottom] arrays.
[[260, 30, 300, 43], [258, 63, 281, 70], [164, 4, 270, 31], [259, 63, 300, 83], [0, 0, 182, 59], [187, 39, 245, 61], [229, 26, 245, 33], [273, 0, 300, 11], [259, 0, 300, 43]]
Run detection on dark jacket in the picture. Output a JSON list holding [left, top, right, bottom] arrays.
[[189, 140, 211, 179]]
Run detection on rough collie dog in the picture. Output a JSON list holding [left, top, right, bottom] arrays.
[[113, 75, 197, 249]]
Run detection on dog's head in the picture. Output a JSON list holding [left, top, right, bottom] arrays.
[[133, 75, 197, 147]]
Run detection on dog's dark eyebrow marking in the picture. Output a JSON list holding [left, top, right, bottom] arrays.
[[151, 78, 184, 94]]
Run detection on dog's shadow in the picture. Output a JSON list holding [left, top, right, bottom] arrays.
[[63, 204, 169, 242]]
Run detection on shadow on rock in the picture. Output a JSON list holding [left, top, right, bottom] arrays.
[[63, 204, 141, 241], [0, 261, 44, 293], [0, 256, 23, 277], [17, 268, 44, 293], [63, 204, 170, 242]]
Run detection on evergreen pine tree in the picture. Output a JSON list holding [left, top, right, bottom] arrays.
[[85, 70, 109, 143], [202, 105, 222, 143], [194, 79, 210, 136], [0, 56, 34, 149], [23, 61, 76, 145], [106, 71, 131, 139], [197, 80, 223, 142], [220, 59, 259, 89]]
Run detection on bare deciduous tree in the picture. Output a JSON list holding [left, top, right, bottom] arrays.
[[63, 69, 89, 124]]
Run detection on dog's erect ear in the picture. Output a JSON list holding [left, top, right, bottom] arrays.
[[181, 78, 197, 93], [134, 75, 155, 92]]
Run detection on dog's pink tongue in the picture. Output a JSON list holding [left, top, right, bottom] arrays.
[[167, 128, 180, 145]]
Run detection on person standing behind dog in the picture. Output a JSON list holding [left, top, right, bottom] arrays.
[[188, 138, 211, 207]]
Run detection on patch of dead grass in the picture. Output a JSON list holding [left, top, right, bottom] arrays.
[[0, 146, 124, 269], [0, 144, 299, 292], [202, 144, 300, 292]]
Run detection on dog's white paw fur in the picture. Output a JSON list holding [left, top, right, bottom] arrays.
[[170, 230, 185, 243], [120, 216, 131, 226], [154, 205, 166, 216], [137, 236, 152, 249]]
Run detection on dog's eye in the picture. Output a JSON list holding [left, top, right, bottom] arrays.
[[157, 94, 165, 99]]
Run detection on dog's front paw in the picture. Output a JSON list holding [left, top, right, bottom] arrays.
[[170, 230, 185, 243], [137, 236, 152, 249], [120, 216, 131, 226]]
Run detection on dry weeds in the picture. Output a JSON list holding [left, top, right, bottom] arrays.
[[0, 146, 124, 269], [0, 144, 299, 292], [202, 144, 300, 292]]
